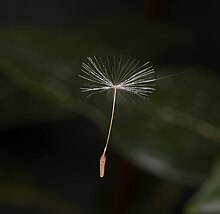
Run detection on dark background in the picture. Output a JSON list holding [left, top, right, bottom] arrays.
[[0, 0, 219, 214]]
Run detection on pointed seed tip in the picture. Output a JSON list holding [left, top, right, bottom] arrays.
[[100, 154, 106, 178]]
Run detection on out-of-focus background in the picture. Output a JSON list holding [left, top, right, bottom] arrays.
[[0, 0, 219, 213]]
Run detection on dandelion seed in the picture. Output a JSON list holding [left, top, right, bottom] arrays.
[[79, 56, 156, 177]]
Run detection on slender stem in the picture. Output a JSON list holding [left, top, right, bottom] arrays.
[[100, 87, 117, 177], [104, 87, 117, 154]]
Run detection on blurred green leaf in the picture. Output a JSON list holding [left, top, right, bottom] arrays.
[[186, 159, 220, 214], [0, 182, 83, 214], [112, 71, 220, 185], [0, 23, 219, 185]]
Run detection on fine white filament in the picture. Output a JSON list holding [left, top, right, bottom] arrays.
[[79, 56, 156, 177]]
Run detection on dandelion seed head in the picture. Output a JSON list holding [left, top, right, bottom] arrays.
[[79, 55, 156, 99], [79, 55, 156, 177]]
